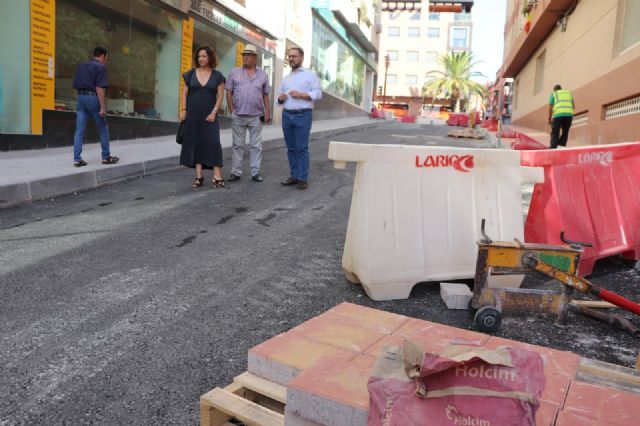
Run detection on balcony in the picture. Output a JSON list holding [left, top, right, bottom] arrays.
[[502, 0, 577, 78]]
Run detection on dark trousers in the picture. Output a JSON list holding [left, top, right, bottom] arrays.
[[282, 110, 312, 182], [550, 116, 572, 149]]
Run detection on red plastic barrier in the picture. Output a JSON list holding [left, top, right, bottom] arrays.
[[522, 142, 640, 276], [446, 114, 460, 126], [512, 139, 547, 150], [448, 112, 481, 127], [483, 118, 498, 132], [512, 133, 547, 150], [499, 126, 518, 138], [399, 115, 417, 123]]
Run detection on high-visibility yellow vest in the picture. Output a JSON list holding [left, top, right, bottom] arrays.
[[552, 90, 574, 117]]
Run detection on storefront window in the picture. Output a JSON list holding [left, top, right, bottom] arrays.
[[0, 1, 30, 133], [311, 16, 366, 107], [55, 0, 182, 121]]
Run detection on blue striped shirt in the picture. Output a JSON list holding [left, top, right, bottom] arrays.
[[278, 67, 322, 110]]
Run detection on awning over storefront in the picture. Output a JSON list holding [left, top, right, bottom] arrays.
[[330, 10, 377, 54], [312, 8, 377, 70], [158, 0, 190, 14]]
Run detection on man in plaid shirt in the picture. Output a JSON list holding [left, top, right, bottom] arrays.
[[225, 44, 271, 183]]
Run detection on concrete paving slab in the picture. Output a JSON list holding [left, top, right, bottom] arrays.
[[287, 314, 386, 353], [248, 331, 354, 386], [485, 336, 580, 407], [317, 302, 410, 335], [286, 355, 374, 426], [563, 380, 640, 424]]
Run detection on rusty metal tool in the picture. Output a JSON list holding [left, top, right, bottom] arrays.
[[470, 219, 640, 335]]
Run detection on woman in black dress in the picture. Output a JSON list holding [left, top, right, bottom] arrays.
[[179, 45, 226, 188]]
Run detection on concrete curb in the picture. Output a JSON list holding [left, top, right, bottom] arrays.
[[0, 120, 389, 208]]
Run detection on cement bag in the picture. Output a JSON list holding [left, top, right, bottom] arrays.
[[367, 340, 546, 426]]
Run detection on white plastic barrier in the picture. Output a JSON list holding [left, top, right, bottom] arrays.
[[329, 142, 544, 301]]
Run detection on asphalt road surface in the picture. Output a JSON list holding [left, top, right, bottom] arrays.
[[1, 121, 639, 425]]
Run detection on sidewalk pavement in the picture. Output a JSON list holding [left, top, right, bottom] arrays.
[[0, 117, 388, 208]]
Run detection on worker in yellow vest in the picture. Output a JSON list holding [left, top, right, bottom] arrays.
[[548, 84, 575, 149]]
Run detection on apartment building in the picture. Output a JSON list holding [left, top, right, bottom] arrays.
[[375, 0, 473, 116], [502, 0, 640, 146]]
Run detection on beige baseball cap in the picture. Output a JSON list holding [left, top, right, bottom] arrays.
[[242, 44, 258, 55]]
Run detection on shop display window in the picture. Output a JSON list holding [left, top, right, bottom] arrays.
[[0, 1, 30, 133], [55, 0, 182, 121], [311, 17, 365, 107]]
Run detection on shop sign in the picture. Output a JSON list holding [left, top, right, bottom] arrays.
[[179, 18, 194, 113], [30, 0, 56, 135], [191, 1, 276, 53], [235, 41, 245, 67]]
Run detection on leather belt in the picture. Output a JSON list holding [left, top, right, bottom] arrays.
[[284, 108, 312, 114]]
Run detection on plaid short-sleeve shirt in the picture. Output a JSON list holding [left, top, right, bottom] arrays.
[[225, 67, 270, 116]]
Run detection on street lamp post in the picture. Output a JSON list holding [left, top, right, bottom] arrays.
[[382, 54, 390, 112]]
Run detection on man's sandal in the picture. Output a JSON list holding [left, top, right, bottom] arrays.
[[74, 160, 88, 167], [192, 177, 204, 188], [102, 156, 119, 165]]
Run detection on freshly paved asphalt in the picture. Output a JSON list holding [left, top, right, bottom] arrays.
[[1, 121, 638, 425]]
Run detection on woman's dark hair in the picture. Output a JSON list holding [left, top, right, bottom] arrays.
[[194, 45, 218, 69]]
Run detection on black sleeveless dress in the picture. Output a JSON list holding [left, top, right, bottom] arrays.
[[180, 69, 225, 169]]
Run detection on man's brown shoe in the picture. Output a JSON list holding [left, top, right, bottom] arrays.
[[296, 180, 307, 190], [281, 177, 298, 186]]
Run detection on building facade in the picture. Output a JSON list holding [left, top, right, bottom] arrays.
[[502, 0, 640, 146], [375, 0, 473, 116], [0, 0, 379, 150]]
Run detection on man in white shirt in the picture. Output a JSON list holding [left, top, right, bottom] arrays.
[[277, 47, 322, 190]]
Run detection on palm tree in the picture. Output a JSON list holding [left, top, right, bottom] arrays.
[[422, 51, 486, 113]]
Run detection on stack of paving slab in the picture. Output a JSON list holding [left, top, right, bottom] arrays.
[[239, 302, 640, 425]]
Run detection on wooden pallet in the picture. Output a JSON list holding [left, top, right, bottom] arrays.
[[200, 372, 287, 426], [576, 358, 640, 394], [447, 129, 485, 140]]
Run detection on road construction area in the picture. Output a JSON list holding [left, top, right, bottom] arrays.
[[1, 121, 639, 425]]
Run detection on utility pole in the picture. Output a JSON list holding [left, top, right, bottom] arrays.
[[382, 54, 390, 111]]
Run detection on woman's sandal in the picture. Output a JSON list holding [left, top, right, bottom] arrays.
[[212, 176, 226, 188], [192, 177, 204, 188]]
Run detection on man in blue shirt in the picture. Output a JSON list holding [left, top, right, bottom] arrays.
[[72, 46, 119, 167], [277, 47, 322, 190]]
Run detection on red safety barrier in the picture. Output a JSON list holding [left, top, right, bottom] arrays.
[[512, 139, 547, 150], [522, 142, 640, 276], [448, 112, 481, 127], [512, 132, 547, 150], [482, 118, 498, 132], [399, 115, 417, 123], [499, 126, 518, 138], [446, 113, 461, 126]]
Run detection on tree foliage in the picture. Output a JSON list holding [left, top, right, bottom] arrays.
[[422, 51, 486, 112]]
